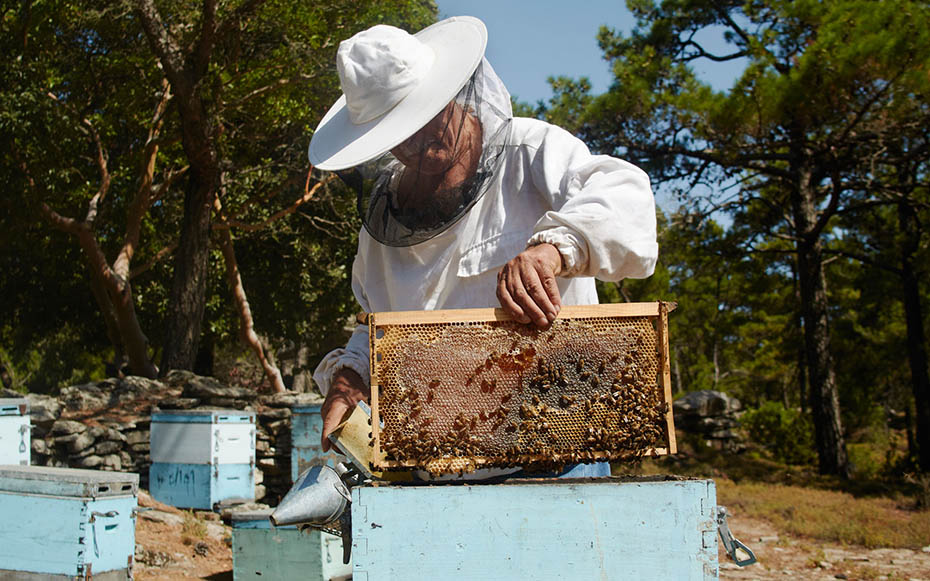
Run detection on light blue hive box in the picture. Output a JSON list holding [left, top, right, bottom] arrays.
[[231, 508, 352, 581], [291, 404, 346, 482], [349, 476, 719, 581], [149, 409, 255, 509], [0, 398, 30, 466], [0, 465, 139, 580]]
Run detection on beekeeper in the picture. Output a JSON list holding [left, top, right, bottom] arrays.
[[309, 16, 658, 470]]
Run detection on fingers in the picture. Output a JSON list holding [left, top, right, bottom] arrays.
[[321, 394, 351, 452], [497, 244, 564, 328], [320, 369, 369, 450]]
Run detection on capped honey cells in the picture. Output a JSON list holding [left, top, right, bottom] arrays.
[[369, 304, 676, 475]]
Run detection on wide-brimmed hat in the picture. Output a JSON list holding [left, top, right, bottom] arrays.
[[308, 16, 488, 171]]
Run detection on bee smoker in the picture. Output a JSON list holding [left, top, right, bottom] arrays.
[[269, 401, 386, 565]]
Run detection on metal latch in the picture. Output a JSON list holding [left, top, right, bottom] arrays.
[[717, 506, 756, 566]]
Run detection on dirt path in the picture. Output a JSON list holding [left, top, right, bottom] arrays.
[[721, 515, 930, 580]]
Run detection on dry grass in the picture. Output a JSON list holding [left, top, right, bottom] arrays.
[[618, 434, 930, 551], [716, 478, 930, 548], [180, 510, 208, 545]]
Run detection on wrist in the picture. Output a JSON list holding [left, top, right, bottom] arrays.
[[527, 241, 564, 276]]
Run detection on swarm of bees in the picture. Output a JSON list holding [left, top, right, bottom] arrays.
[[375, 317, 670, 475]]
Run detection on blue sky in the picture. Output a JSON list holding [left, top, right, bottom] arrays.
[[434, 1, 745, 213], [435, 0, 743, 104]]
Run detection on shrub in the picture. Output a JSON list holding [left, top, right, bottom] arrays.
[[741, 401, 816, 465]]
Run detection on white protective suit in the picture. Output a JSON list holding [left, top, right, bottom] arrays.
[[312, 116, 658, 395]]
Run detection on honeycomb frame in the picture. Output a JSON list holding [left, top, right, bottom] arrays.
[[368, 302, 677, 474]]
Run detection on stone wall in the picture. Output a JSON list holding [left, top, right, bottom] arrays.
[[3, 370, 323, 504], [672, 389, 743, 450]]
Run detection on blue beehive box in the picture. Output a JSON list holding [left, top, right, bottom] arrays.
[[149, 409, 256, 509], [0, 398, 30, 466], [350, 477, 719, 580], [0, 465, 138, 580], [231, 508, 352, 581], [291, 404, 346, 482]]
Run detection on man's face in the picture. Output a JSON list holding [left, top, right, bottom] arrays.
[[391, 102, 463, 176]]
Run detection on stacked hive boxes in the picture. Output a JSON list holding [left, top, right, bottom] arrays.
[[290, 403, 347, 481], [149, 409, 255, 509]]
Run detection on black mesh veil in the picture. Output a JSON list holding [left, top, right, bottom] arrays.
[[339, 59, 513, 247]]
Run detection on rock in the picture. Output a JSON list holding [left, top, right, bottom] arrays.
[[76, 455, 104, 468], [68, 431, 97, 454], [101, 427, 127, 442], [758, 535, 780, 543], [125, 430, 150, 446], [260, 391, 324, 409], [140, 510, 185, 527], [135, 547, 171, 567], [94, 440, 122, 455], [31, 439, 49, 456], [26, 394, 62, 427], [674, 390, 742, 418], [157, 398, 201, 410], [258, 407, 292, 421], [818, 561, 833, 569], [165, 370, 253, 400], [50, 419, 87, 436], [102, 454, 122, 471], [265, 419, 289, 436], [130, 442, 151, 453], [254, 484, 267, 500], [208, 397, 252, 409], [922, 545, 930, 553]]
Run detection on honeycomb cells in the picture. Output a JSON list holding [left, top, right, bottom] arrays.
[[372, 315, 670, 474]]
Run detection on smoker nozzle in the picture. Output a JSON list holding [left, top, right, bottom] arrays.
[[269, 464, 350, 528]]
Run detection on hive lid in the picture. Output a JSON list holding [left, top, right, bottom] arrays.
[[151, 409, 255, 423], [0, 465, 139, 498], [0, 398, 29, 416]]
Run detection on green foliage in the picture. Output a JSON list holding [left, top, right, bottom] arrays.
[[742, 402, 816, 466], [0, 0, 438, 388]]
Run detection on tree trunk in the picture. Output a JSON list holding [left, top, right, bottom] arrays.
[[897, 200, 930, 470], [159, 93, 218, 373], [792, 176, 849, 477], [160, 171, 215, 372], [216, 222, 286, 393]]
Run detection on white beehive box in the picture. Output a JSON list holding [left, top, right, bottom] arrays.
[[0, 398, 30, 466], [149, 409, 255, 509]]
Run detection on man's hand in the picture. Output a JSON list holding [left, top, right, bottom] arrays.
[[496, 242, 563, 327], [320, 368, 369, 451]]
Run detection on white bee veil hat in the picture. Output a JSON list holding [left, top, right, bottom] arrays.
[[308, 16, 488, 170]]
